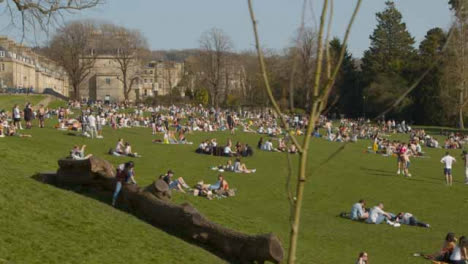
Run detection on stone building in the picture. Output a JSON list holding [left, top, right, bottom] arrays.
[[0, 36, 69, 96], [79, 57, 184, 102]]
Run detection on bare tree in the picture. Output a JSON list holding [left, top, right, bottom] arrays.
[[247, 0, 362, 263], [199, 27, 233, 107], [2, 0, 102, 40], [294, 27, 317, 110], [47, 20, 97, 100], [101, 24, 149, 101]]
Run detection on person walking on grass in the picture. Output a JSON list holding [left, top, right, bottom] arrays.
[[441, 152, 456, 186]]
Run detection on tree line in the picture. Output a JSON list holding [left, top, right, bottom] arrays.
[[39, 1, 467, 127]]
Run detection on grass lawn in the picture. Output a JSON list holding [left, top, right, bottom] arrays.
[[0, 94, 45, 111], [0, 101, 467, 263]]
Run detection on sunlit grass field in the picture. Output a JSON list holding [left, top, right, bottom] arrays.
[[0, 95, 466, 263]]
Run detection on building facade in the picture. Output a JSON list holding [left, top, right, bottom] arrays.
[[0, 36, 69, 96], [79, 57, 184, 102]]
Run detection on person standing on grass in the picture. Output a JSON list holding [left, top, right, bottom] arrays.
[[37, 104, 45, 128], [87, 112, 97, 139], [12, 104, 22, 130], [112, 161, 136, 207], [402, 143, 412, 177], [23, 103, 33, 129], [441, 152, 456, 186], [463, 150, 468, 184]]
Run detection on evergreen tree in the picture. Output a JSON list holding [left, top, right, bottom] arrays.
[[409, 28, 447, 125], [328, 38, 362, 117], [361, 1, 417, 117]]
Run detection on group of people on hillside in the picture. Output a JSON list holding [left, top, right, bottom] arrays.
[[196, 138, 254, 157], [342, 200, 430, 228], [0, 102, 48, 137]]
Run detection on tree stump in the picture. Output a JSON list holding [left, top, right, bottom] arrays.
[[40, 157, 284, 264]]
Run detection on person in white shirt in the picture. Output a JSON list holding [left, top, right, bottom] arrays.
[[262, 139, 274, 151], [366, 203, 393, 225], [450, 236, 467, 264], [224, 145, 236, 157], [441, 152, 456, 186], [87, 113, 97, 139]]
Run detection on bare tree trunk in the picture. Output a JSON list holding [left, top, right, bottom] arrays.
[[460, 89, 465, 129], [73, 83, 80, 100]]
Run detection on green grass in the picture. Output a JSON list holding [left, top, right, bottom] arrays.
[[0, 108, 467, 263], [0, 94, 45, 111]]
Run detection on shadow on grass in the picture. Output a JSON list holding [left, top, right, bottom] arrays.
[[30, 173, 241, 264], [360, 167, 394, 177]]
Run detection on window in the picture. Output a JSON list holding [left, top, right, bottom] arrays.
[[105, 78, 111, 85], [0, 51, 4, 57]]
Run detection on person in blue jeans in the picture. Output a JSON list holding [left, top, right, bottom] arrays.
[[112, 161, 136, 207]]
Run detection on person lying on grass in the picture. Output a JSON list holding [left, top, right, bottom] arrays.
[[161, 170, 190, 193], [394, 212, 430, 228], [70, 145, 93, 160]]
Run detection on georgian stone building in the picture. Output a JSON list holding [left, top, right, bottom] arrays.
[[79, 57, 184, 102], [0, 36, 69, 96]]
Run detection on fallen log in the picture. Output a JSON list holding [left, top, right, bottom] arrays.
[[36, 157, 284, 264]]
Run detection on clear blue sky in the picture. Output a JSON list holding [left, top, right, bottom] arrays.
[[0, 0, 453, 58]]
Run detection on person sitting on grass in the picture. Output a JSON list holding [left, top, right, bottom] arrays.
[[70, 145, 93, 160], [422, 233, 458, 262], [224, 143, 237, 157], [112, 138, 125, 156], [209, 174, 229, 191], [450, 236, 467, 264], [394, 212, 430, 228], [124, 142, 141, 157], [355, 252, 369, 264], [233, 158, 256, 173], [112, 161, 136, 207], [261, 139, 280, 152], [350, 199, 369, 221], [161, 170, 190, 193], [366, 203, 395, 226]]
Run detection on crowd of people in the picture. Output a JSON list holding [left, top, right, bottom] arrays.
[[4, 98, 467, 263]]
